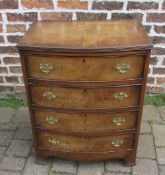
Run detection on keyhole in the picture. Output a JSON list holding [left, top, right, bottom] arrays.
[[83, 89, 87, 92], [82, 59, 86, 63], [84, 137, 88, 143]]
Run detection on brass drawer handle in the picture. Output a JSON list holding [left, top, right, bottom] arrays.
[[40, 63, 53, 73], [113, 117, 126, 126], [46, 116, 59, 125], [48, 138, 60, 144], [114, 92, 128, 101], [43, 92, 56, 100], [116, 64, 130, 73], [112, 139, 123, 147]]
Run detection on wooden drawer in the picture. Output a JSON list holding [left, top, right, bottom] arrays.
[[30, 85, 140, 109], [34, 110, 137, 132], [37, 132, 134, 152], [86, 111, 137, 132], [27, 55, 144, 81], [34, 110, 85, 131]]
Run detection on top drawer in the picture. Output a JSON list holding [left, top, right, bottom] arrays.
[[26, 55, 144, 81]]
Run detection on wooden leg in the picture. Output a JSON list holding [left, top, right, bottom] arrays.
[[36, 155, 48, 161], [125, 154, 136, 166], [36, 149, 50, 164]]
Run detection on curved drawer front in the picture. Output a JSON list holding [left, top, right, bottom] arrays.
[[38, 132, 134, 152], [86, 111, 137, 131], [27, 55, 144, 81], [34, 110, 136, 132], [34, 110, 85, 131], [30, 85, 140, 109]]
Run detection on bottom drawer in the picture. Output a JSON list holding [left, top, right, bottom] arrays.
[[37, 132, 134, 152]]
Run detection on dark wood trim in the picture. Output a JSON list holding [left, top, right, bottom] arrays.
[[28, 78, 143, 87], [19, 52, 38, 154], [38, 147, 134, 154], [20, 49, 147, 57], [28, 82, 142, 89], [125, 49, 151, 165], [18, 45, 152, 53], [31, 106, 139, 114], [31, 105, 140, 113], [35, 127, 136, 137]]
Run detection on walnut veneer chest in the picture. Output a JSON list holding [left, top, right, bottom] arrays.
[[18, 20, 152, 166]]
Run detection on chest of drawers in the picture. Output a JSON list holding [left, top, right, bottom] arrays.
[[18, 20, 152, 166]]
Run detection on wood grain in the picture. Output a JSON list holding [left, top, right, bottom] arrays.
[[36, 147, 132, 161], [27, 55, 144, 81], [34, 110, 85, 131], [86, 111, 137, 132], [37, 131, 134, 152], [34, 110, 137, 132], [18, 20, 152, 165], [18, 20, 152, 52], [30, 84, 141, 109]]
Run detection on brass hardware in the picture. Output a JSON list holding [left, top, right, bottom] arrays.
[[46, 116, 58, 125], [43, 92, 56, 100], [113, 117, 126, 126], [116, 64, 130, 73], [112, 139, 123, 147], [114, 92, 128, 101], [40, 63, 53, 73], [48, 138, 60, 144]]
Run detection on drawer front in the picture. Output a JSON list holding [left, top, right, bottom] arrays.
[[37, 132, 134, 152], [34, 110, 136, 132], [30, 85, 140, 109], [27, 55, 144, 81], [86, 111, 137, 131], [34, 110, 85, 131]]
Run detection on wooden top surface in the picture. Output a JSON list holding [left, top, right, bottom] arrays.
[[18, 20, 152, 52]]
